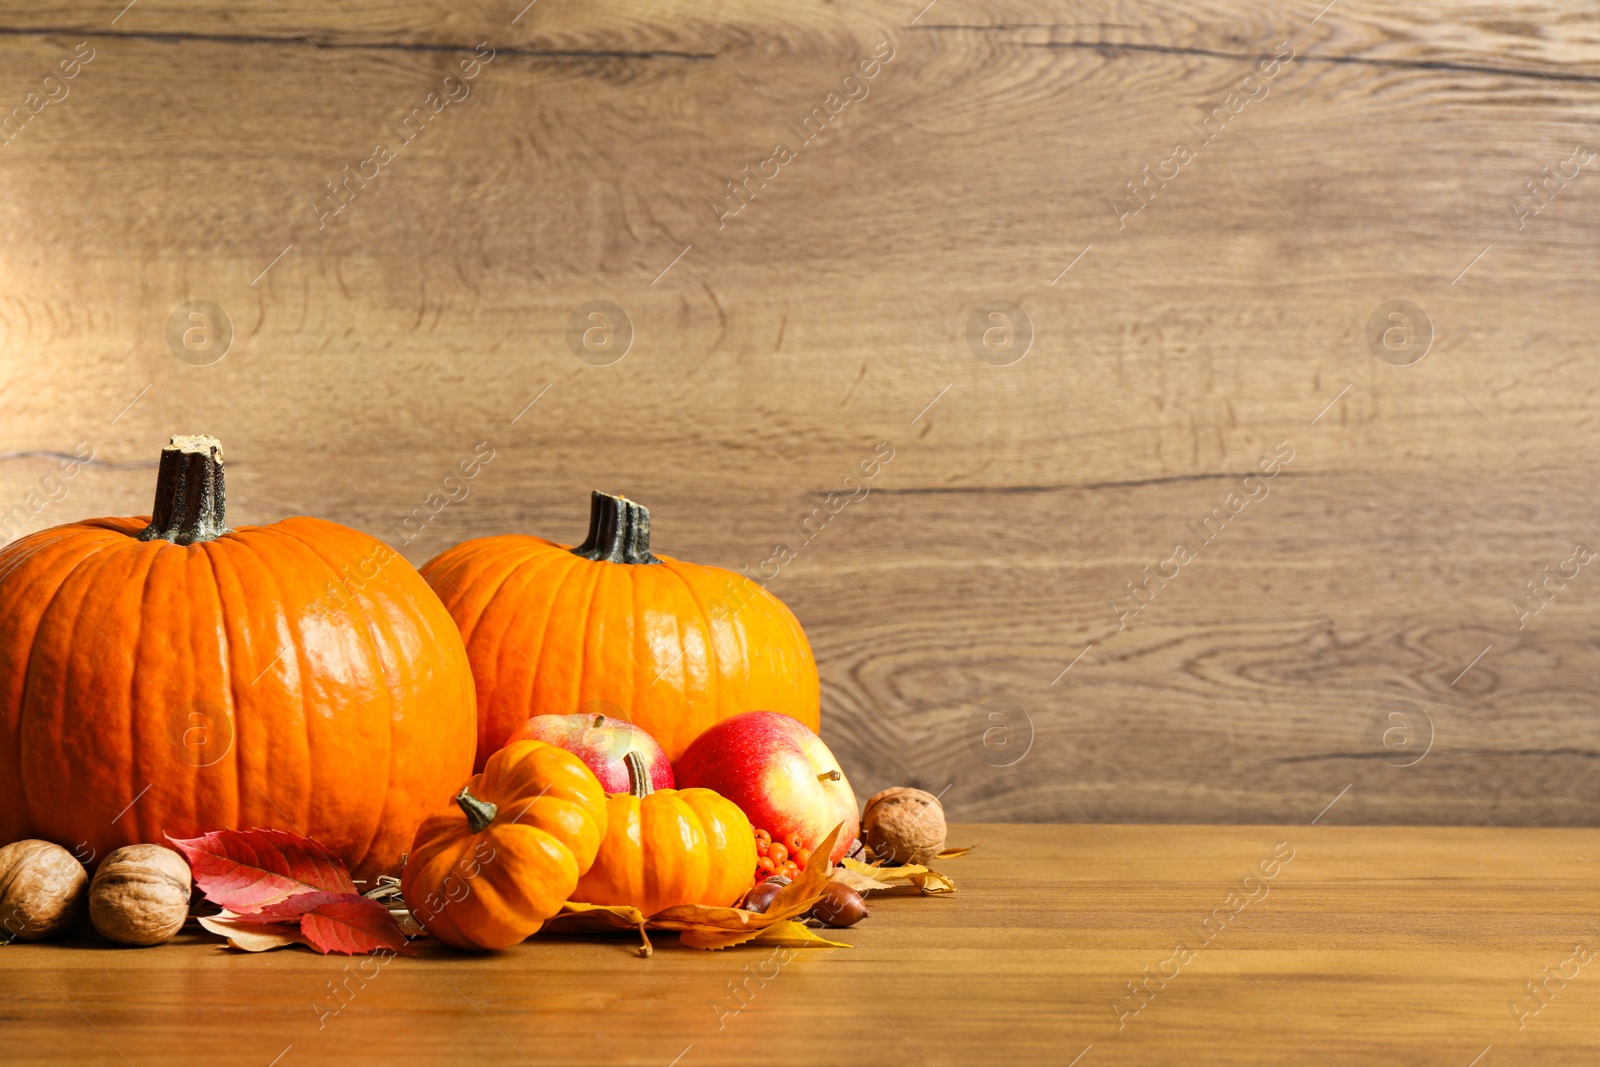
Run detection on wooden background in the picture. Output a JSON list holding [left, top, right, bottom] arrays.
[[1, 0, 1597, 826]]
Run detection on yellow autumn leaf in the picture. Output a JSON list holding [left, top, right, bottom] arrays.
[[841, 857, 925, 880], [679, 918, 849, 951], [677, 924, 771, 951], [831, 866, 896, 893], [751, 920, 850, 949], [648, 903, 764, 932]]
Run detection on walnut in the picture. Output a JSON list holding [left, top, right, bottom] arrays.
[[861, 787, 946, 866], [89, 844, 191, 946], [0, 839, 88, 941]]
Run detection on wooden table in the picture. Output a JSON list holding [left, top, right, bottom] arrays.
[[6, 824, 1598, 1065]]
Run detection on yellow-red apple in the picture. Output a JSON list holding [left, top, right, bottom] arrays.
[[507, 713, 673, 794], [674, 711, 859, 865]]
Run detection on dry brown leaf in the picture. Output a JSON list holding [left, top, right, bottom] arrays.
[[547, 827, 851, 953], [549, 901, 647, 928], [393, 909, 428, 939], [841, 857, 956, 894], [555, 902, 757, 953], [907, 870, 956, 894], [864, 843, 976, 864], [556, 900, 770, 937], [544, 902, 653, 956], [197, 911, 309, 952], [647, 903, 763, 932]]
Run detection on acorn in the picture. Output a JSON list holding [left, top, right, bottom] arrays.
[[810, 880, 868, 928], [740, 875, 791, 914]]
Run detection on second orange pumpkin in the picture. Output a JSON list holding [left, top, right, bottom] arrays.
[[420, 492, 820, 765], [572, 752, 757, 914]]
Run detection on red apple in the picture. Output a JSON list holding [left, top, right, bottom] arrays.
[[507, 712, 673, 795], [674, 711, 859, 866]]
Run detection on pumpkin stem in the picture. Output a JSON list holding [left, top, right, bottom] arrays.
[[455, 787, 498, 833], [818, 770, 842, 782], [137, 435, 229, 545], [624, 750, 654, 799], [571, 491, 659, 565]]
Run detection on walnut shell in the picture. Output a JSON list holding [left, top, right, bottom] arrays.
[[861, 787, 946, 866], [89, 844, 191, 946], [0, 839, 88, 941]]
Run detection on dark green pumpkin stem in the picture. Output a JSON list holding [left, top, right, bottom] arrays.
[[138, 434, 229, 545], [456, 787, 498, 833], [624, 751, 654, 799], [571, 491, 659, 565]]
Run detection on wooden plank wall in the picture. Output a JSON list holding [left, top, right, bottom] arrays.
[[1, 1, 1597, 825]]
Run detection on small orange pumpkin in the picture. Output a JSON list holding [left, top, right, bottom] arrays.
[[401, 740, 607, 950], [572, 751, 757, 914], [420, 491, 820, 766]]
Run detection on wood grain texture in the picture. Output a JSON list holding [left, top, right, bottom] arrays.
[[6, 825, 1600, 1065], [2, 1, 1599, 824]]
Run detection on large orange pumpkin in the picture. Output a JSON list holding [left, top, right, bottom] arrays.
[[0, 435, 476, 880], [401, 739, 608, 950], [572, 752, 756, 914], [421, 491, 819, 766]]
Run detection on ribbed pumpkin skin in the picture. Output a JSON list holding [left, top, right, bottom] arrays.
[[0, 516, 476, 880], [421, 535, 819, 766], [401, 740, 607, 950], [571, 787, 756, 914]]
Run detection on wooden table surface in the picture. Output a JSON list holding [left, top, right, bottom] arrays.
[[5, 823, 1598, 1066]]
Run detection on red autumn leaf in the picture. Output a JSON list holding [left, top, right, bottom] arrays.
[[297, 895, 414, 956], [167, 828, 355, 912], [207, 891, 414, 956]]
